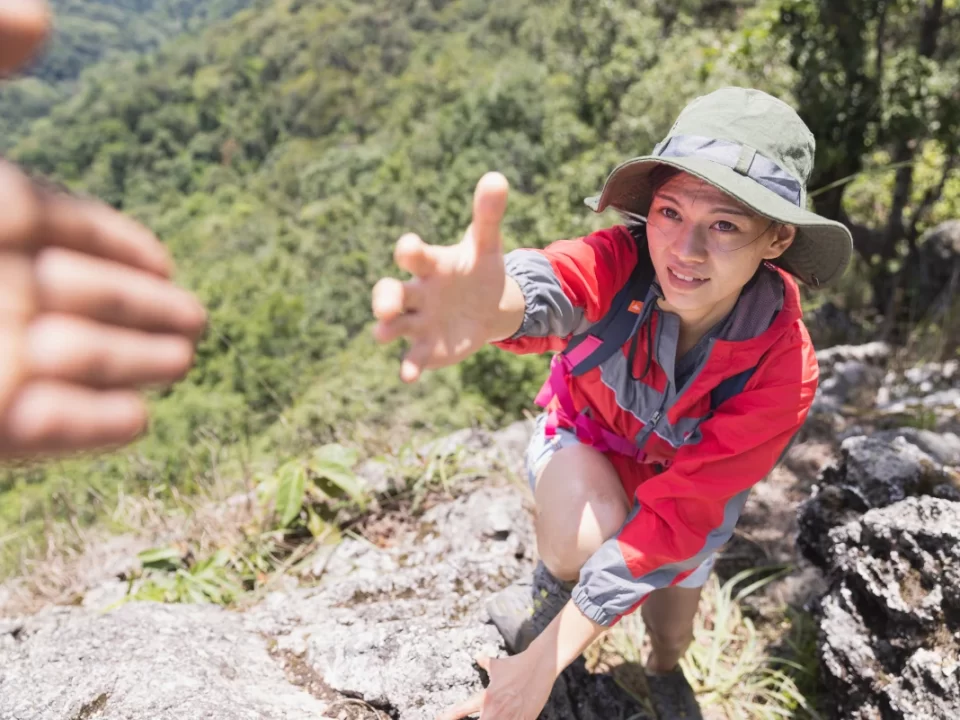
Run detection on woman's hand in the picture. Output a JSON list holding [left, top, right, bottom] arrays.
[[437, 601, 608, 719], [371, 172, 522, 383], [437, 651, 557, 720]]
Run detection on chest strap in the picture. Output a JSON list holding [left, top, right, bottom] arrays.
[[533, 229, 761, 464], [534, 241, 655, 462]]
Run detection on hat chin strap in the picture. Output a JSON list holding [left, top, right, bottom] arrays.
[[653, 134, 804, 207]]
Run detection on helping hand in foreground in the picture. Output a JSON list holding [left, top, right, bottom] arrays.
[[0, 0, 206, 457]]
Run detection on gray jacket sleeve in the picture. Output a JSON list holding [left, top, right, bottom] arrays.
[[503, 249, 589, 341]]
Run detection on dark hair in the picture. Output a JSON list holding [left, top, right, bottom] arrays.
[[621, 164, 789, 236], [649, 164, 682, 194], [616, 164, 684, 232]]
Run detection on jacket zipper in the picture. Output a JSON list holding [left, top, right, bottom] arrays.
[[634, 307, 669, 449]]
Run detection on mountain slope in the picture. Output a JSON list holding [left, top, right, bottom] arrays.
[[0, 0, 254, 149], [1, 0, 766, 568]]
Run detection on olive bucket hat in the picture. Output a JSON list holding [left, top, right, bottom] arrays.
[[585, 87, 853, 287]]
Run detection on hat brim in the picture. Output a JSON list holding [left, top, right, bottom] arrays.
[[585, 155, 853, 287]]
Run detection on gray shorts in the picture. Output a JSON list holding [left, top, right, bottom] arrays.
[[524, 413, 715, 589]]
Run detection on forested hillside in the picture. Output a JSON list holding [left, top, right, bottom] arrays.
[[0, 0, 253, 150], [2, 0, 958, 573]]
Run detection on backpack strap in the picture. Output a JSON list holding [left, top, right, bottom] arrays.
[[709, 367, 756, 411], [564, 228, 656, 377]]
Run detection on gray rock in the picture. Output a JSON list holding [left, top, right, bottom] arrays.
[[247, 485, 646, 720], [811, 497, 960, 720], [0, 480, 647, 720], [811, 343, 890, 412], [797, 435, 952, 567], [873, 427, 960, 467], [815, 341, 891, 367], [875, 357, 960, 416], [881, 388, 960, 414], [0, 603, 332, 720]]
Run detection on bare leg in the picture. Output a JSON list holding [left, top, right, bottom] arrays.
[[642, 584, 703, 673], [533, 444, 631, 581], [486, 443, 630, 653]]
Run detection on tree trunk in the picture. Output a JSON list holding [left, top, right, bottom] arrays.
[[877, 0, 945, 336]]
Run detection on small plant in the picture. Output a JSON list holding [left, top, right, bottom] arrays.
[[596, 567, 822, 720], [682, 567, 820, 719], [260, 443, 369, 531], [902, 406, 939, 431], [115, 443, 369, 608], [376, 437, 480, 512], [123, 547, 244, 605]]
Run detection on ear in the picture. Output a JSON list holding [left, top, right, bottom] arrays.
[[761, 224, 796, 260]]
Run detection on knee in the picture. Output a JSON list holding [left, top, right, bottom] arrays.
[[645, 619, 695, 654], [534, 445, 629, 576]]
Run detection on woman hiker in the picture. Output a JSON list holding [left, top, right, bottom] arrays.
[[371, 87, 852, 720]]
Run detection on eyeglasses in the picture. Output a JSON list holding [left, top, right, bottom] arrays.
[[619, 207, 776, 253]]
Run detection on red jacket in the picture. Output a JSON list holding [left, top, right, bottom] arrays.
[[493, 225, 818, 625]]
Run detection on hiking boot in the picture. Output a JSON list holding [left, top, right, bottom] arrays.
[[486, 561, 575, 654], [644, 666, 702, 720]]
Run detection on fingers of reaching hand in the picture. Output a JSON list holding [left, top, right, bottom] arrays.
[[437, 689, 485, 720], [0, 250, 34, 418], [0, 382, 147, 457], [372, 276, 422, 321], [0, 250, 36, 320], [0, 0, 50, 75], [371, 277, 431, 382], [27, 315, 195, 388], [0, 162, 43, 251], [470, 172, 509, 253], [400, 340, 433, 384], [34, 248, 206, 339], [373, 311, 427, 345], [372, 275, 428, 343], [435, 656, 497, 720], [394, 233, 438, 277], [0, 161, 172, 276], [0, 325, 27, 425], [38, 192, 173, 277]]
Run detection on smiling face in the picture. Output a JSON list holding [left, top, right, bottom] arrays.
[[645, 170, 796, 326]]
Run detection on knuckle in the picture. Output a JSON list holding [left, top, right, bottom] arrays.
[[27, 316, 72, 370], [97, 282, 133, 322], [33, 316, 113, 384], [33, 247, 70, 282]]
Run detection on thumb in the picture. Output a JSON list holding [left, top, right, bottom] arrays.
[[0, 0, 50, 76], [436, 690, 484, 720], [470, 172, 509, 254]]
